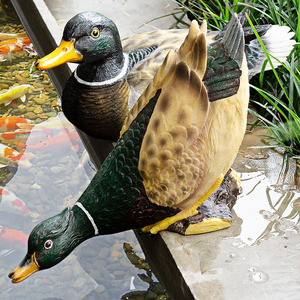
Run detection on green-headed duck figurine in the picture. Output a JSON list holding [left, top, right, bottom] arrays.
[[9, 13, 294, 283]]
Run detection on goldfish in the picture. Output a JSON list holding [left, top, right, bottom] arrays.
[[0, 188, 30, 215], [0, 37, 31, 55], [0, 143, 32, 168], [0, 116, 32, 132], [0, 84, 31, 106], [0, 226, 28, 246]]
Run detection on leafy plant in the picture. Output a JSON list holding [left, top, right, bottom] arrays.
[[173, 0, 299, 156]]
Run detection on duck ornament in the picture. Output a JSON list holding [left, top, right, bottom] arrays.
[[8, 13, 293, 283], [35, 11, 295, 141]]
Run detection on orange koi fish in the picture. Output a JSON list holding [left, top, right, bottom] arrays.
[[0, 227, 28, 246], [0, 116, 33, 132], [0, 188, 30, 215], [27, 128, 80, 152], [0, 37, 31, 55], [0, 143, 32, 168], [0, 130, 30, 142], [0, 143, 23, 164], [0, 131, 30, 152]]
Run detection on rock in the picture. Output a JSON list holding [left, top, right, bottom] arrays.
[[33, 106, 43, 114], [94, 284, 105, 293], [24, 111, 37, 119]]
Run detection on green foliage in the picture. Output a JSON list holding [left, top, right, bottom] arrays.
[[173, 0, 299, 156]]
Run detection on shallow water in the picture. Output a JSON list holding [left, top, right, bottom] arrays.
[[233, 130, 300, 246], [0, 2, 165, 299]]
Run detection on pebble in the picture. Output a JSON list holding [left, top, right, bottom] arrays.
[[46, 111, 57, 118], [33, 96, 47, 104], [50, 165, 64, 174], [24, 111, 37, 119], [30, 212, 40, 219], [95, 284, 105, 293], [31, 183, 41, 189], [33, 106, 43, 114], [111, 250, 122, 259]]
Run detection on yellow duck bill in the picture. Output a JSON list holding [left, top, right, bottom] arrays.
[[35, 39, 82, 70], [8, 253, 40, 283]]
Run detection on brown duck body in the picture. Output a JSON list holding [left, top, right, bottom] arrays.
[[121, 27, 249, 214]]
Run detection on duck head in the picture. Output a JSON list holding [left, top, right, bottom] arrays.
[[36, 11, 123, 69], [8, 207, 93, 283]]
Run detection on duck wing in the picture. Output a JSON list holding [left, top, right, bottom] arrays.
[[121, 20, 209, 208], [122, 14, 244, 209]]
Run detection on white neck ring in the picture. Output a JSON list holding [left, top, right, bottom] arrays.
[[74, 53, 129, 87], [75, 202, 99, 236]]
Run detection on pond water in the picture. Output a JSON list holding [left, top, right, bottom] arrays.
[[0, 1, 166, 299], [233, 127, 300, 247]]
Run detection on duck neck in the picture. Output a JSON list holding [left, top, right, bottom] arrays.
[[64, 204, 97, 249], [75, 52, 128, 85]]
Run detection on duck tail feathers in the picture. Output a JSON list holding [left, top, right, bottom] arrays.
[[178, 19, 207, 79], [203, 13, 245, 102], [121, 19, 210, 135], [246, 24, 296, 78], [220, 13, 245, 67]]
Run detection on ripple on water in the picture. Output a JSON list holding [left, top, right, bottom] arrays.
[[248, 267, 269, 284]]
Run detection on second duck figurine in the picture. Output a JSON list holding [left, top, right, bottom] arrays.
[[36, 11, 295, 140]]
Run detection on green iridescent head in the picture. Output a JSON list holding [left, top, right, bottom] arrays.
[[63, 11, 122, 63], [36, 11, 123, 70], [27, 207, 74, 269], [8, 207, 92, 283]]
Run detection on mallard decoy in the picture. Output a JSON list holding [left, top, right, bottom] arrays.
[[36, 11, 295, 141], [9, 14, 247, 283]]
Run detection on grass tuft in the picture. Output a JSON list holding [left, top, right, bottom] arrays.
[[173, 0, 299, 156]]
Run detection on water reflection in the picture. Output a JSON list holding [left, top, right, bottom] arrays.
[[234, 145, 300, 246], [121, 243, 168, 300]]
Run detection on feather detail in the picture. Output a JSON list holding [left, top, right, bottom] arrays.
[[247, 24, 296, 77], [124, 20, 210, 207]]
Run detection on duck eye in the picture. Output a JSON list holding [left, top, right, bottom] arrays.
[[44, 240, 53, 250], [91, 28, 100, 38]]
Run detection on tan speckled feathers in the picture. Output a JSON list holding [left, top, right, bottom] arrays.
[[122, 25, 216, 102], [121, 20, 208, 133], [121, 20, 211, 207]]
